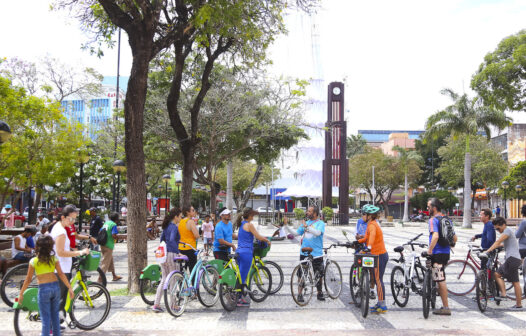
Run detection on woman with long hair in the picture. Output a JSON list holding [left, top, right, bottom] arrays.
[[235, 207, 270, 307], [152, 207, 182, 313], [178, 206, 200, 273], [19, 235, 75, 335]]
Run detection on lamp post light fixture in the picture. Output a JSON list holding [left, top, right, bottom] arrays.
[[0, 120, 12, 144], [112, 160, 126, 212], [163, 174, 171, 210], [502, 181, 510, 218], [516, 185, 523, 217]]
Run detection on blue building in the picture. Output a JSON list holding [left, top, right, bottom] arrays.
[[62, 77, 128, 140], [358, 130, 424, 147]]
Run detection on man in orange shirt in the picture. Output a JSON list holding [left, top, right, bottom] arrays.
[[358, 204, 389, 313]]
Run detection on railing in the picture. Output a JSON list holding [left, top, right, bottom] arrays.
[[257, 212, 296, 226]]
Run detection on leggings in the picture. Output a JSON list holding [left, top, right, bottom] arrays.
[[237, 250, 253, 284], [179, 249, 197, 275], [59, 272, 72, 314], [373, 253, 389, 301], [154, 252, 180, 307]]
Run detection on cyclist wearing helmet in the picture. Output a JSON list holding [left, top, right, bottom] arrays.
[[358, 204, 388, 313]]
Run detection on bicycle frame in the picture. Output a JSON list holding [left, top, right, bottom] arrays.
[[65, 270, 93, 313], [163, 250, 211, 291]]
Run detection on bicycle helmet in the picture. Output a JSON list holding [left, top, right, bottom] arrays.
[[361, 204, 380, 214]]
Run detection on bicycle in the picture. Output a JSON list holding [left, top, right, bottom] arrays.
[[163, 243, 220, 317], [290, 244, 343, 307], [252, 238, 284, 295], [139, 263, 162, 306], [2, 250, 107, 307], [346, 241, 378, 318], [421, 252, 438, 319], [475, 247, 504, 312], [13, 251, 111, 335], [390, 233, 428, 307], [446, 242, 483, 296], [218, 247, 273, 311]]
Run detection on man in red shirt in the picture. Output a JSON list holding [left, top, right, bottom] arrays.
[[65, 222, 97, 250]]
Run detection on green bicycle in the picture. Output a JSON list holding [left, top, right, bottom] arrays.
[[139, 264, 162, 306], [13, 251, 111, 336], [218, 244, 272, 311]]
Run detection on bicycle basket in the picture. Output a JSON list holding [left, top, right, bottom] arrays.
[[80, 251, 102, 271], [254, 243, 270, 258]]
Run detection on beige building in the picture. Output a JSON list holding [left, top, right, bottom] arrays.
[[380, 133, 416, 156]]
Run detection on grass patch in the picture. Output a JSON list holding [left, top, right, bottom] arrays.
[[109, 287, 140, 297]]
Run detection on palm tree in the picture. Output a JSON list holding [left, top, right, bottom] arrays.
[[393, 146, 423, 222], [425, 89, 511, 228]]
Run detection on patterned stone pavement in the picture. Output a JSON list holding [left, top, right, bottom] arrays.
[[1, 223, 525, 335]]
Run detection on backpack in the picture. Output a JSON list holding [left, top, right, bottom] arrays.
[[436, 216, 455, 247], [96, 225, 108, 246]]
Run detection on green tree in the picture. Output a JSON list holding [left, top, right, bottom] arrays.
[[409, 190, 459, 214], [0, 77, 88, 225], [472, 30, 526, 111], [414, 133, 447, 188], [498, 161, 526, 201], [346, 134, 367, 158], [393, 146, 423, 222], [425, 89, 510, 228], [437, 135, 508, 210]]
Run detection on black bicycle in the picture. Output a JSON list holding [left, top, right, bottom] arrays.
[[421, 252, 438, 319], [475, 247, 504, 312]]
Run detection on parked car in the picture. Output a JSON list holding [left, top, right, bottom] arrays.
[[256, 207, 273, 213]]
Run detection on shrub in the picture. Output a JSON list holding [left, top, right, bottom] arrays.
[[322, 207, 334, 221], [293, 208, 305, 220]]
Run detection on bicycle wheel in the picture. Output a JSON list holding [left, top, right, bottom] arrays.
[[391, 265, 409, 307], [475, 270, 488, 312], [218, 283, 237, 312], [324, 260, 342, 299], [349, 264, 360, 307], [139, 278, 159, 306], [71, 266, 107, 300], [290, 264, 313, 306], [164, 272, 188, 317], [14, 309, 41, 336], [69, 282, 111, 330], [248, 266, 272, 303], [197, 266, 219, 307], [430, 277, 437, 309], [422, 271, 431, 319], [1, 263, 36, 307], [446, 259, 477, 296], [261, 260, 284, 294], [360, 270, 370, 318]]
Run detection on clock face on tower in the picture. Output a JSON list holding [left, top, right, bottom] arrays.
[[332, 87, 341, 95]]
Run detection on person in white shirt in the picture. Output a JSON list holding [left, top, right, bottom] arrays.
[[201, 215, 214, 254], [36, 214, 50, 231], [11, 227, 35, 261]]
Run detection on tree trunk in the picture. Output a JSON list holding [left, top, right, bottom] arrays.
[[462, 152, 472, 228], [181, 146, 195, 209], [209, 181, 217, 216], [30, 189, 42, 225], [403, 171, 409, 222], [124, 51, 150, 293], [239, 165, 263, 210], [226, 160, 233, 210]]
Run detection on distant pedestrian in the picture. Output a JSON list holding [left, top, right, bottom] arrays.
[[99, 212, 122, 282], [496, 205, 501, 216], [201, 215, 214, 254], [36, 214, 50, 231], [89, 208, 104, 238]]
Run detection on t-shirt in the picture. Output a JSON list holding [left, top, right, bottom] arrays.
[[65, 225, 77, 249], [475, 221, 496, 250], [202, 221, 214, 239], [50, 223, 72, 273], [11, 234, 27, 258], [356, 218, 368, 236], [358, 220, 387, 255], [36, 218, 50, 231], [429, 217, 450, 255], [102, 220, 119, 250], [516, 220, 526, 250], [296, 219, 325, 257], [213, 220, 233, 253], [30, 256, 58, 275], [502, 227, 521, 260]]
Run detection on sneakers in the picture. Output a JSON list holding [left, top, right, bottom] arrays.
[[369, 290, 376, 300], [432, 307, 451, 315], [297, 294, 304, 303], [370, 303, 388, 313], [317, 292, 326, 301], [511, 305, 523, 309], [237, 297, 250, 307], [151, 305, 164, 313]]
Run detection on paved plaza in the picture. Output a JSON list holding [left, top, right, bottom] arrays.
[[1, 223, 525, 335]]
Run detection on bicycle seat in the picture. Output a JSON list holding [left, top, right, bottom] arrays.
[[173, 255, 189, 261], [301, 247, 313, 253], [394, 246, 404, 253]]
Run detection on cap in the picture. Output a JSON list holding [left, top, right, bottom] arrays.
[[4, 204, 12, 209], [219, 209, 232, 216], [89, 207, 97, 212]]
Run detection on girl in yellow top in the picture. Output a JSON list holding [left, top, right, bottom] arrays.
[[19, 235, 74, 336], [178, 206, 200, 273]]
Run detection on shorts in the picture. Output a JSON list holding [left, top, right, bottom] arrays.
[[497, 257, 522, 283], [520, 249, 526, 259], [431, 253, 449, 282], [204, 237, 212, 245]]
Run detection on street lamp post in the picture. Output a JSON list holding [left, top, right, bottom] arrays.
[[112, 160, 126, 212], [448, 187, 454, 216], [77, 151, 89, 232], [163, 174, 171, 212], [0, 121, 12, 144], [502, 181, 509, 218], [516, 185, 522, 218], [176, 179, 182, 207]]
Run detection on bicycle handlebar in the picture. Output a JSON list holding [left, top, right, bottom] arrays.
[[409, 233, 423, 243]]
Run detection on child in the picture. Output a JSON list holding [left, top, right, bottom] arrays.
[[19, 235, 74, 336], [272, 216, 288, 240], [201, 215, 214, 254]]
